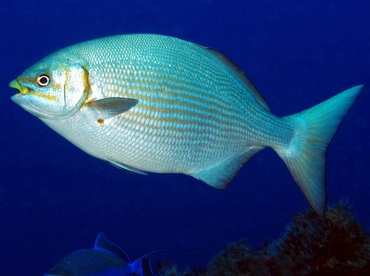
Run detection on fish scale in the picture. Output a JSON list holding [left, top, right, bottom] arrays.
[[99, 60, 269, 145], [93, 56, 262, 163], [10, 34, 362, 215]]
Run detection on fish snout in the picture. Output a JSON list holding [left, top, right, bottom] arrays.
[[9, 79, 31, 95]]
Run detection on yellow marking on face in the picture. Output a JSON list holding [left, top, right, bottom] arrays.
[[50, 82, 61, 92], [29, 91, 58, 101]]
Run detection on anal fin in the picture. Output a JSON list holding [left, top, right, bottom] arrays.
[[191, 146, 264, 189]]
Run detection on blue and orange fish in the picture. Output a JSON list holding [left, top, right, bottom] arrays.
[[44, 232, 165, 276]]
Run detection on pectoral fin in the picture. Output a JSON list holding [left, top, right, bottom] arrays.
[[86, 97, 138, 120]]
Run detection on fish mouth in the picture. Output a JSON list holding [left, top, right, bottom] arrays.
[[9, 79, 51, 119], [9, 79, 31, 95]]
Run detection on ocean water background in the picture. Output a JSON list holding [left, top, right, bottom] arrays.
[[0, 1, 369, 274]]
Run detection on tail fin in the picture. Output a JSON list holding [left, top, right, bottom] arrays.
[[276, 85, 363, 216]]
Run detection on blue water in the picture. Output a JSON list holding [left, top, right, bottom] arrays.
[[1, 1, 369, 274]]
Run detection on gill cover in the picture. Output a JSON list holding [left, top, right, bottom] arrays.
[[62, 66, 90, 118]]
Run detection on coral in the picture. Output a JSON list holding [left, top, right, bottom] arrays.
[[274, 204, 370, 274], [206, 240, 272, 275], [205, 204, 370, 275]]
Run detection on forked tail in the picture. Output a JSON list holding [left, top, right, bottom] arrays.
[[276, 85, 363, 216]]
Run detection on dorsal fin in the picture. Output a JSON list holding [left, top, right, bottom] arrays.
[[204, 46, 270, 112], [94, 232, 130, 262]]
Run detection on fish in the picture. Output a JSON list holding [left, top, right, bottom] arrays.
[[9, 34, 363, 216], [44, 232, 163, 276]]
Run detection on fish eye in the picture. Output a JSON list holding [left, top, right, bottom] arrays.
[[36, 73, 50, 87]]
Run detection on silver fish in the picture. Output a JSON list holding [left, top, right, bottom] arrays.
[[10, 34, 362, 215]]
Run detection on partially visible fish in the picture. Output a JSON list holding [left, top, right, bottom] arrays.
[[44, 232, 163, 276], [9, 34, 363, 215]]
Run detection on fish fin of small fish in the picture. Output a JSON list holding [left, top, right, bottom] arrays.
[[86, 97, 138, 119], [106, 159, 148, 175], [276, 85, 364, 216], [130, 250, 166, 276], [203, 46, 270, 112], [191, 146, 264, 189], [94, 232, 130, 262]]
